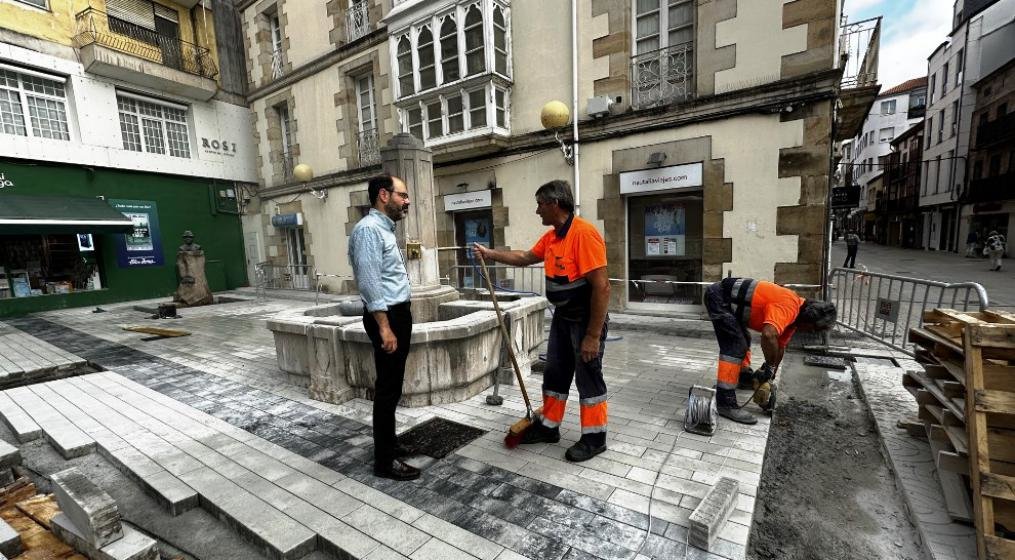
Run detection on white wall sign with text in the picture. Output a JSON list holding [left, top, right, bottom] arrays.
[[620, 163, 703, 195], [443, 190, 493, 212]]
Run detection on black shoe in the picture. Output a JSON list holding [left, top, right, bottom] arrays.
[[718, 406, 758, 425], [565, 440, 606, 462], [519, 422, 560, 444], [374, 459, 421, 481]]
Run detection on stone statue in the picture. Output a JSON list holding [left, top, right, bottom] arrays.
[[173, 230, 214, 306]]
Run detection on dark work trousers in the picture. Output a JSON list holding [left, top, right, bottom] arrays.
[[542, 312, 609, 446], [704, 281, 751, 392], [844, 246, 858, 268], [362, 301, 412, 466]]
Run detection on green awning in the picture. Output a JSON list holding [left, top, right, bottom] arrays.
[[0, 194, 135, 235]]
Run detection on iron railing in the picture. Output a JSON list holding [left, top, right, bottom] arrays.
[[74, 8, 217, 79], [631, 41, 694, 110], [271, 48, 284, 79], [346, 1, 371, 42], [839, 16, 880, 88], [827, 267, 988, 355], [357, 128, 381, 166], [443, 263, 547, 296], [256, 262, 315, 292], [277, 150, 295, 180]]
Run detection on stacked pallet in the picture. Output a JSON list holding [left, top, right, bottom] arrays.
[[906, 308, 1015, 559]]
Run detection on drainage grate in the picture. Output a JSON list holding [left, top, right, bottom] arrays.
[[803, 355, 849, 370], [399, 417, 486, 459]]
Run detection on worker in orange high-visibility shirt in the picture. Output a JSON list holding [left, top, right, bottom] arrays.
[[704, 277, 836, 424], [474, 179, 611, 462]]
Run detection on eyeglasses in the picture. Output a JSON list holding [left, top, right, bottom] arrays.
[[385, 188, 410, 200]]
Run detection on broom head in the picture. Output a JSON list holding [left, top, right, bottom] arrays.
[[504, 407, 542, 449]]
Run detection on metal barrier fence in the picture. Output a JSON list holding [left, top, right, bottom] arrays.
[[255, 263, 316, 293], [827, 267, 988, 355], [443, 264, 547, 296]]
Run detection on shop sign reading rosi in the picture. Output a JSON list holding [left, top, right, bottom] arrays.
[[0, 172, 13, 189], [620, 163, 703, 195], [201, 137, 238, 157]]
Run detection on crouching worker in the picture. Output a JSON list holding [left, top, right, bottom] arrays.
[[704, 277, 836, 424]]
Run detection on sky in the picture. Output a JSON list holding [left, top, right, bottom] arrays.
[[844, 0, 954, 90]]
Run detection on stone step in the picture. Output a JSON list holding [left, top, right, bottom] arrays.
[[51, 514, 157, 560], [3, 387, 93, 458], [0, 392, 42, 442], [0, 439, 21, 469], [0, 516, 22, 559]]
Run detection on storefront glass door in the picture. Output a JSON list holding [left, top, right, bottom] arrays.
[[454, 210, 493, 290], [626, 191, 703, 311]]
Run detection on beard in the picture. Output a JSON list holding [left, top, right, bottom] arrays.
[[386, 200, 409, 221]]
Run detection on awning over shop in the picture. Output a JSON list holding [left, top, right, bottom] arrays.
[[0, 194, 135, 235]]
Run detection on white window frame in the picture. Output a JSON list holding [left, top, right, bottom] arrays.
[[492, 4, 509, 78], [116, 91, 190, 157], [396, 35, 414, 98], [878, 127, 894, 143], [356, 74, 376, 134], [437, 13, 459, 86], [0, 64, 71, 141], [880, 100, 896, 115], [632, 0, 695, 55], [416, 24, 436, 91]]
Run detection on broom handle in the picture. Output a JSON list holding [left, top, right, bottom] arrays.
[[477, 253, 534, 414]]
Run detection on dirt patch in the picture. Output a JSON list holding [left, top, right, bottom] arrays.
[[748, 367, 923, 560]]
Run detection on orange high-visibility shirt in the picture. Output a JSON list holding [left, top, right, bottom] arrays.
[[530, 215, 607, 283], [747, 281, 804, 348]]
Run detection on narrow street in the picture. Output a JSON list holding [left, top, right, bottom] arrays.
[[831, 240, 1015, 306]]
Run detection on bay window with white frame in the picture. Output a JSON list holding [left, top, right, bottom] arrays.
[[116, 92, 191, 158], [0, 65, 71, 141], [391, 0, 511, 147]]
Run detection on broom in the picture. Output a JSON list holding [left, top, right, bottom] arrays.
[[476, 253, 537, 448]]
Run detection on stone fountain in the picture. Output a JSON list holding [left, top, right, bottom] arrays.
[[266, 134, 548, 406]]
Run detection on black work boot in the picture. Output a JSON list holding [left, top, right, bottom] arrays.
[[520, 421, 560, 444], [565, 433, 606, 462], [716, 387, 757, 425]]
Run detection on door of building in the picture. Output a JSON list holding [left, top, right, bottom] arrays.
[[454, 210, 493, 290], [626, 191, 703, 312], [154, 6, 182, 71], [285, 227, 308, 289], [244, 231, 263, 287]]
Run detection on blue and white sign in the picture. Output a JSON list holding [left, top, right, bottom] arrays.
[[271, 213, 304, 228]]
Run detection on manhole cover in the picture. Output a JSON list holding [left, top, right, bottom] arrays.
[[399, 417, 486, 459], [803, 355, 848, 370]]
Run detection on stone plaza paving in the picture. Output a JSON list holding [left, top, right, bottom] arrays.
[[0, 296, 770, 560]]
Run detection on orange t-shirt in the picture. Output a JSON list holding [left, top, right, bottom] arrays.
[[530, 215, 607, 282], [747, 281, 804, 347]]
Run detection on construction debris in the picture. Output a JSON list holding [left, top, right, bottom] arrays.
[[121, 326, 190, 338]]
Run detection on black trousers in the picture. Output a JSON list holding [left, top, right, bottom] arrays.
[[362, 301, 412, 465], [844, 246, 858, 268], [704, 280, 752, 392]]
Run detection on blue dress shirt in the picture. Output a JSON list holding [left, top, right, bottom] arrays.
[[348, 209, 411, 312]]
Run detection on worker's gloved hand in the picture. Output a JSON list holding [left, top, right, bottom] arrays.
[[754, 363, 776, 384]]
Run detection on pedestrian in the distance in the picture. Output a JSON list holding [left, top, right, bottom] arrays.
[[843, 231, 860, 268], [984, 230, 1007, 272], [348, 174, 419, 481], [965, 229, 979, 258]]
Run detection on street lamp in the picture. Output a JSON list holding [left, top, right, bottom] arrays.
[[294, 163, 326, 201], [541, 100, 574, 166]]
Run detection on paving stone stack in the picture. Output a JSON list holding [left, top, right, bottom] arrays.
[[50, 467, 158, 560], [688, 476, 739, 552], [0, 439, 21, 487]]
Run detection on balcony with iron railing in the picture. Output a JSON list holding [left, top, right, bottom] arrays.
[[346, 1, 371, 42], [74, 7, 218, 100], [357, 128, 381, 166], [964, 171, 1015, 203], [835, 16, 881, 141], [631, 41, 694, 110], [975, 112, 1015, 149]]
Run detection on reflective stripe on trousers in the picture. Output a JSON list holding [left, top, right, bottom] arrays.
[[539, 311, 608, 434], [705, 282, 751, 389]]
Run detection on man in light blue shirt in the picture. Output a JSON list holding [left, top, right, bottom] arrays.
[[348, 174, 419, 481]]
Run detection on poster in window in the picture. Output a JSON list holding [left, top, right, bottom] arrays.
[[110, 199, 164, 267], [644, 204, 685, 256], [462, 216, 492, 288]]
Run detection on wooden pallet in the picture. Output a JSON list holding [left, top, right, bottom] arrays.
[[909, 309, 1015, 559]]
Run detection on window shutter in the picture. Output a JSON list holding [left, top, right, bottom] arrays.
[[107, 0, 156, 30], [153, 3, 179, 22]]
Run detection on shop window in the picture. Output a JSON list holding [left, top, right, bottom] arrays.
[[627, 192, 703, 309], [0, 66, 70, 140], [117, 92, 190, 157], [0, 235, 103, 298]]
